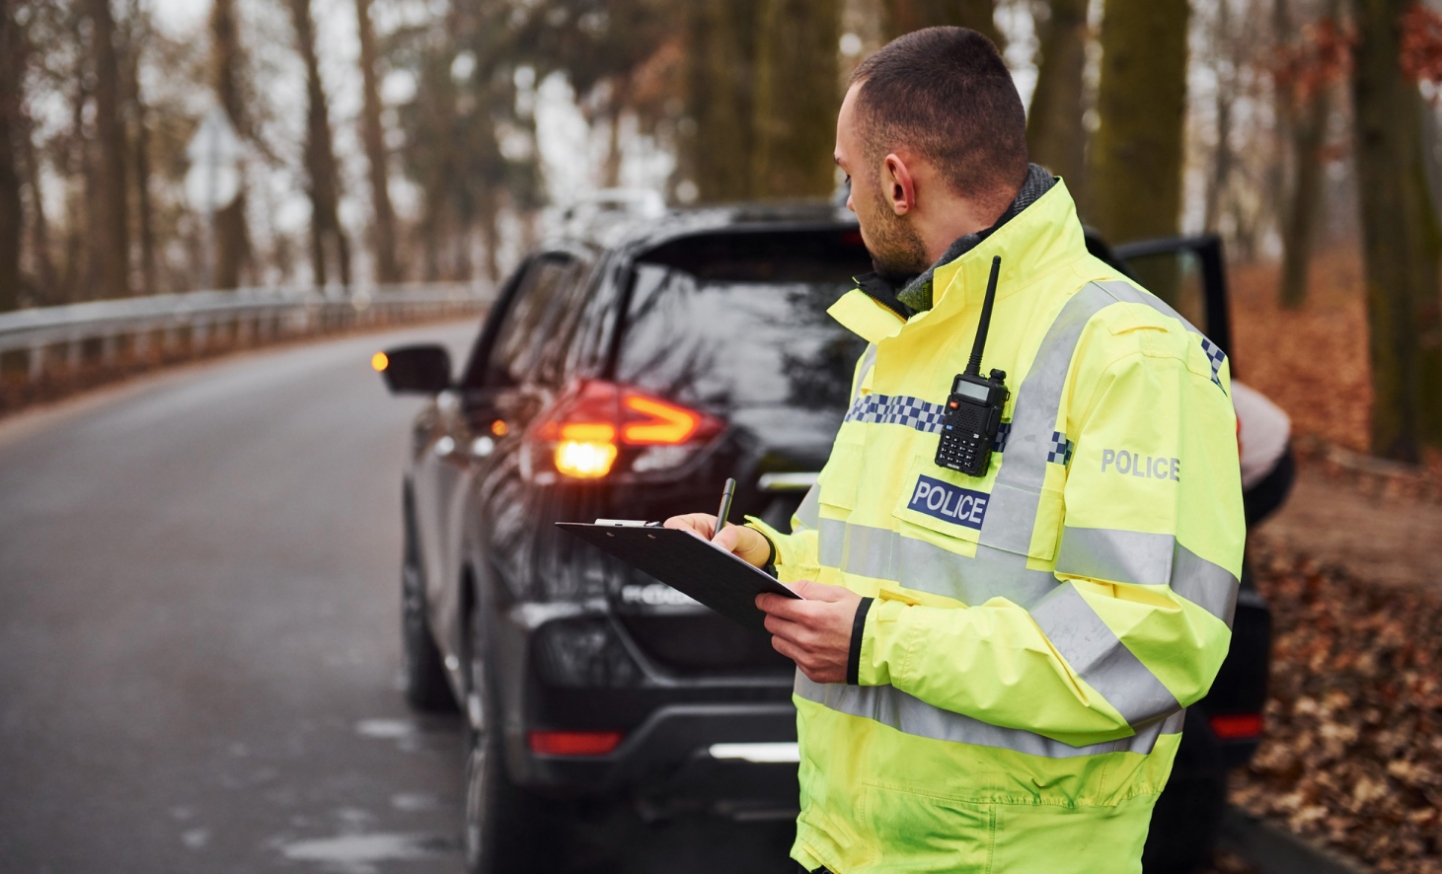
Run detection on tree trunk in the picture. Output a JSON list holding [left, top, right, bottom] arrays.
[[355, 0, 400, 284], [602, 75, 629, 189], [0, 0, 23, 311], [87, 0, 131, 298], [288, 0, 350, 289], [19, 108, 55, 301], [686, 0, 761, 202], [124, 0, 156, 295], [1089, 0, 1190, 259], [1277, 0, 1339, 309], [1202, 0, 1233, 235], [751, 0, 840, 199], [210, 0, 251, 290], [1027, 0, 1089, 203], [1279, 83, 1330, 308], [882, 0, 1001, 47], [1350, 0, 1442, 461]]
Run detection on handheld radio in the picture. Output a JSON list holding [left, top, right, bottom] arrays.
[[934, 255, 1009, 477]]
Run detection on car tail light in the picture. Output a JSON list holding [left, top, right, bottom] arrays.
[[1209, 712, 1264, 740], [528, 730, 624, 756], [528, 380, 723, 481]]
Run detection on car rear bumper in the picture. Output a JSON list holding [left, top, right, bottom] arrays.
[[493, 601, 800, 809], [513, 701, 800, 811]]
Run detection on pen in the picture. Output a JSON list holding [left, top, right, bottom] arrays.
[[712, 477, 737, 543]]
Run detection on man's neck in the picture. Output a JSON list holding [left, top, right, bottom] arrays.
[[919, 199, 1011, 265]]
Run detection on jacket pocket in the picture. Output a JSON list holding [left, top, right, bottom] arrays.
[[891, 454, 988, 547], [893, 455, 1066, 564], [864, 783, 996, 873]]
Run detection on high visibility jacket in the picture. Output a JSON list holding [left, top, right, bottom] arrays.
[[747, 181, 1244, 874]]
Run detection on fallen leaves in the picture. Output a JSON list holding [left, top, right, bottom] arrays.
[[1229, 542, 1442, 873]]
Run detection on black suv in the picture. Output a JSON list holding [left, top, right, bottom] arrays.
[[379, 204, 1273, 874]]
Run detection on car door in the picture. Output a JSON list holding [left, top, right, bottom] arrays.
[[417, 252, 592, 659], [467, 252, 598, 610], [408, 257, 534, 658]]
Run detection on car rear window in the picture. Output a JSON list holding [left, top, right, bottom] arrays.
[[617, 229, 873, 417]]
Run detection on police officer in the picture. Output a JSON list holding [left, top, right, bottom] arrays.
[[667, 27, 1242, 874]]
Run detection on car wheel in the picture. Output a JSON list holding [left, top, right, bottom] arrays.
[[1142, 709, 1227, 873], [462, 604, 554, 873], [401, 551, 456, 712]]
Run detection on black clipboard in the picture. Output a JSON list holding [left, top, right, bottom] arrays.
[[556, 522, 800, 634]]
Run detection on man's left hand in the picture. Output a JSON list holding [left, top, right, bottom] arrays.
[[756, 581, 863, 684]]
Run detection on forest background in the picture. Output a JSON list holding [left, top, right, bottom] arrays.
[[1, 0, 1442, 464]]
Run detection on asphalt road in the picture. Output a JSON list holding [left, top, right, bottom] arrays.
[[0, 323, 794, 874]]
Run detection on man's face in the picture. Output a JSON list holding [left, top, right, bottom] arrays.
[[835, 84, 930, 281]]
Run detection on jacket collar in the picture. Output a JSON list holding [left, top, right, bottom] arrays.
[[827, 179, 1087, 343]]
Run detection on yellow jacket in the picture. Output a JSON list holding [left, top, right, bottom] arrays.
[[748, 181, 1244, 874]]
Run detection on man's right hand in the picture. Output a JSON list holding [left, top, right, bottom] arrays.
[[663, 514, 773, 569]]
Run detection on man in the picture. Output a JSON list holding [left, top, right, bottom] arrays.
[[666, 27, 1242, 874]]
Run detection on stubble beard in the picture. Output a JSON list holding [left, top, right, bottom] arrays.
[[863, 189, 931, 285]]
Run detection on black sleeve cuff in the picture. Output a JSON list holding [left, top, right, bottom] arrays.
[[758, 531, 778, 578], [845, 597, 874, 686]]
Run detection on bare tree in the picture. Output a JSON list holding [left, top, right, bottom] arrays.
[[122, 0, 156, 295], [1090, 0, 1190, 257], [686, 0, 762, 202], [209, 0, 251, 289], [1276, 0, 1343, 307], [355, 0, 401, 284], [1027, 0, 1089, 202], [0, 0, 23, 311], [1350, 0, 1442, 460], [881, 0, 1000, 46], [751, 0, 841, 198], [287, 0, 350, 289], [87, 0, 131, 298]]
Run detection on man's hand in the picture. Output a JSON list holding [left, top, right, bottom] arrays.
[[756, 581, 863, 684], [663, 513, 774, 568]]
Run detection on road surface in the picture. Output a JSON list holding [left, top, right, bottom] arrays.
[[0, 324, 792, 874]]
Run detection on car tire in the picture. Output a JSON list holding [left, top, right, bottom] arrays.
[[401, 510, 456, 712], [1142, 709, 1227, 873], [462, 603, 557, 874]]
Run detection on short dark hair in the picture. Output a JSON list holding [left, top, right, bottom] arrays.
[[850, 27, 1028, 212]]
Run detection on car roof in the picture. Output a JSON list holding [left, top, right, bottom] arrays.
[[549, 201, 860, 259]]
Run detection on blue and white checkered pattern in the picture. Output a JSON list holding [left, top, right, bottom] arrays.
[[994, 421, 1012, 453], [844, 393, 947, 434], [1200, 337, 1227, 391], [1047, 431, 1075, 466]]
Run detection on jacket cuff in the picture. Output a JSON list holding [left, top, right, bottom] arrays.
[[845, 597, 874, 685], [758, 531, 778, 578]]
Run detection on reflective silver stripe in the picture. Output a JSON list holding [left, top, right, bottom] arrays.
[[1029, 585, 1181, 727], [1056, 527, 1239, 625], [794, 483, 821, 531], [980, 284, 1114, 556], [1093, 280, 1202, 335], [1173, 545, 1240, 627], [817, 519, 1059, 606], [796, 674, 1183, 758], [819, 518, 845, 567]]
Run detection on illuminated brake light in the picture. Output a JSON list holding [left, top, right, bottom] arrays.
[[622, 395, 700, 444], [554, 440, 618, 479], [532, 380, 722, 480], [528, 730, 624, 756], [1209, 713, 1264, 740]]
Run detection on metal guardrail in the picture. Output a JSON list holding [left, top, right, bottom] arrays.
[[0, 282, 490, 382]]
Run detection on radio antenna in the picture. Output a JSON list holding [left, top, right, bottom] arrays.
[[965, 256, 1002, 377]]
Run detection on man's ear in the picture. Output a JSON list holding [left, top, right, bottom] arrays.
[[883, 153, 917, 216]]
